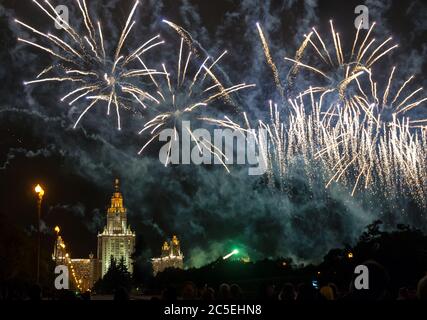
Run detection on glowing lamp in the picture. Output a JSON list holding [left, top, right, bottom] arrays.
[[35, 184, 45, 197]]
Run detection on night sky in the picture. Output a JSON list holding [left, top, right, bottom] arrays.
[[0, 0, 425, 269]]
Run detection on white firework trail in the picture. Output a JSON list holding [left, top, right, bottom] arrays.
[[352, 67, 427, 128], [284, 20, 398, 114], [16, 0, 165, 130], [137, 30, 255, 170], [247, 93, 426, 208], [238, 22, 425, 207], [256, 21, 398, 111]]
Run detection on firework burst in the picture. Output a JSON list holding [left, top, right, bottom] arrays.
[[251, 95, 426, 208], [284, 20, 398, 111], [16, 0, 164, 130], [256, 21, 398, 109], [249, 21, 426, 207], [137, 22, 255, 169], [351, 67, 427, 128]]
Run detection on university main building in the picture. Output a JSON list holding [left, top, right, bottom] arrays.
[[97, 179, 136, 277], [53, 179, 184, 291]]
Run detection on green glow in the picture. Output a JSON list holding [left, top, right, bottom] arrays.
[[223, 248, 240, 260]]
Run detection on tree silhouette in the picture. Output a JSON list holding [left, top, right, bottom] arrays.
[[93, 256, 132, 294], [359, 220, 384, 242]]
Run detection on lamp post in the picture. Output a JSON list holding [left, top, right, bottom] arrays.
[[35, 184, 45, 284]]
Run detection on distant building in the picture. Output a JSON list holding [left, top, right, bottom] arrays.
[[52, 235, 67, 265], [52, 235, 97, 291], [152, 235, 184, 276], [97, 179, 136, 278], [69, 256, 97, 292]]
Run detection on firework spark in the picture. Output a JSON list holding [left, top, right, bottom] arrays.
[[284, 20, 398, 113], [352, 67, 427, 127], [17, 0, 164, 130], [256, 22, 284, 100], [251, 94, 426, 208], [137, 27, 255, 169], [256, 21, 398, 110], [248, 22, 426, 207], [16, 2, 426, 207]]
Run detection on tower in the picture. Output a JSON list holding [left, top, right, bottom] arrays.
[[97, 179, 135, 278], [151, 235, 184, 275]]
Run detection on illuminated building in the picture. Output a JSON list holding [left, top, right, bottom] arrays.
[[97, 179, 136, 278], [151, 235, 184, 276], [53, 235, 67, 265], [51, 179, 135, 290], [52, 236, 97, 291], [69, 256, 97, 291]]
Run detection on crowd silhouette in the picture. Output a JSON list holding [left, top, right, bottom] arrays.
[[150, 261, 427, 301], [3, 259, 427, 301]]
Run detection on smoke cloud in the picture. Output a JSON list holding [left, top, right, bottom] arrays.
[[0, 0, 425, 268]]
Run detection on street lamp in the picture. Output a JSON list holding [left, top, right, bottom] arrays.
[[34, 184, 45, 284]]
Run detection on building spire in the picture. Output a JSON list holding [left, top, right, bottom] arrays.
[[108, 178, 125, 213]]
